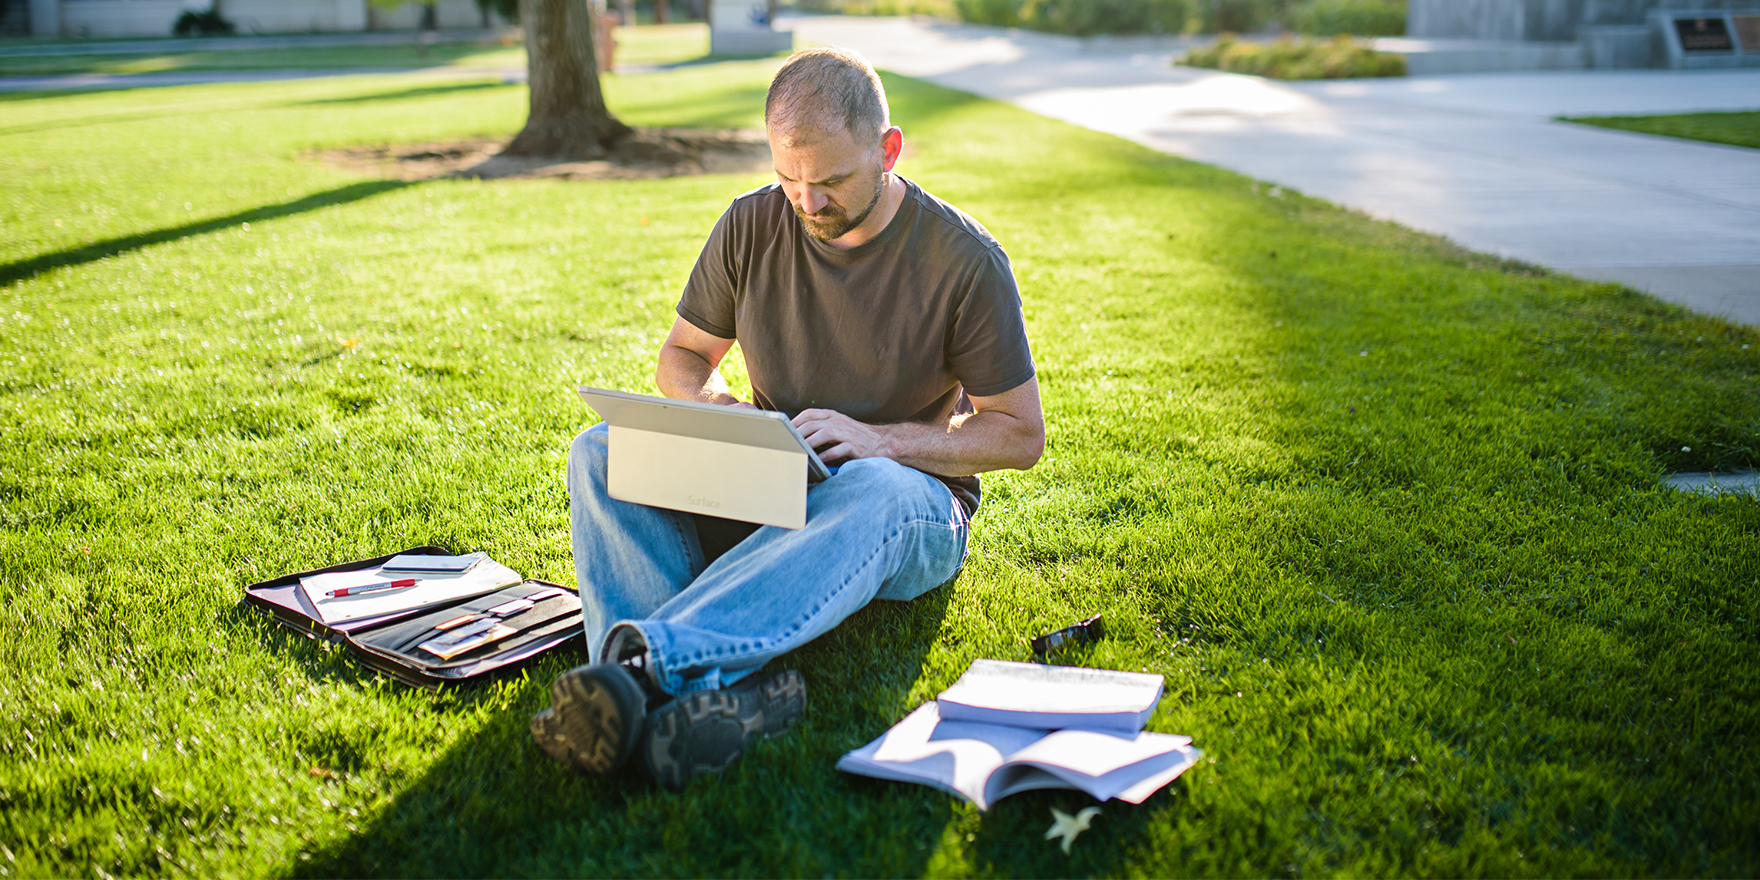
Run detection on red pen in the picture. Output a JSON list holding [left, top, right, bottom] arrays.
[[326, 578, 417, 598]]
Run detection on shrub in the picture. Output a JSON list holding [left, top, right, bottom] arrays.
[[798, 0, 957, 16], [950, 0, 1026, 27], [1178, 33, 1405, 78], [475, 0, 519, 24], [1197, 0, 1279, 32], [1023, 0, 1192, 35], [1185, 0, 1317, 33], [1284, 0, 1405, 36], [931, 0, 1381, 34], [172, 8, 236, 35], [952, 0, 1192, 35]]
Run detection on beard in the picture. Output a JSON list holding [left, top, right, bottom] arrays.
[[794, 169, 886, 242]]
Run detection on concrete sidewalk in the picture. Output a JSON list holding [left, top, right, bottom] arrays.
[[791, 16, 1760, 327]]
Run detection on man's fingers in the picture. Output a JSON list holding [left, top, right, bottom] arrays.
[[790, 409, 881, 463], [806, 429, 850, 452], [801, 423, 858, 455], [799, 419, 847, 441], [791, 408, 837, 428]]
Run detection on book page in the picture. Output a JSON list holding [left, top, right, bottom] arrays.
[[1007, 728, 1193, 778], [987, 764, 1086, 802], [1001, 729, 1197, 801], [1114, 745, 1204, 804], [840, 703, 1049, 810]]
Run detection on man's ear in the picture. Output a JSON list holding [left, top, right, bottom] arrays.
[[880, 127, 904, 172]]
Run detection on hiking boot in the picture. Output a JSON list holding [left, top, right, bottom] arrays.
[[530, 662, 650, 775], [640, 668, 807, 789]]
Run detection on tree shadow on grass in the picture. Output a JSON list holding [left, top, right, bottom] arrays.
[[291, 585, 961, 878], [0, 180, 416, 289]]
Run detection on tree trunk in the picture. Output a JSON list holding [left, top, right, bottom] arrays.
[[654, 0, 668, 24], [504, 0, 632, 159]]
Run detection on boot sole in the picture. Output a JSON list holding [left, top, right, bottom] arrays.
[[642, 669, 806, 789], [532, 664, 647, 775]]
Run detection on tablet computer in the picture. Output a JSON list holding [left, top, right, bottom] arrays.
[[578, 387, 831, 529]]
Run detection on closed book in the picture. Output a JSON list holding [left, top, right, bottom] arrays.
[[934, 659, 1165, 732]]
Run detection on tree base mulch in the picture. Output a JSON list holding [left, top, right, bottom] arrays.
[[314, 128, 771, 181]]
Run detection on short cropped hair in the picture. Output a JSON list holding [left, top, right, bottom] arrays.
[[764, 47, 891, 145]]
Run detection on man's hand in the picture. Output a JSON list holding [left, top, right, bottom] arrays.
[[659, 313, 1044, 475], [793, 378, 1044, 477], [792, 409, 892, 464]]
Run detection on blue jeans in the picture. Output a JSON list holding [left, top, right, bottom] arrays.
[[567, 423, 969, 696]]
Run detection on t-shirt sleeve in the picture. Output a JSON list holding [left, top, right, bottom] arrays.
[[675, 201, 743, 339], [947, 246, 1036, 398]]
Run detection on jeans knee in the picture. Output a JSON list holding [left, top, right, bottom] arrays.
[[825, 457, 940, 513], [836, 456, 914, 487], [568, 423, 610, 495]]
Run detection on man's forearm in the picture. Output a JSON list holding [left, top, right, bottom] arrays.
[[792, 378, 1045, 476], [875, 410, 1042, 477], [656, 343, 741, 405]]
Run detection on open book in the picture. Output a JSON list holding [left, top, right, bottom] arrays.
[[837, 702, 1202, 811]]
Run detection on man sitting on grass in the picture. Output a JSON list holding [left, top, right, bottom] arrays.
[[529, 47, 1044, 788]]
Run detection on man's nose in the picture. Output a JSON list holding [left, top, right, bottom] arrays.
[[798, 187, 829, 216]]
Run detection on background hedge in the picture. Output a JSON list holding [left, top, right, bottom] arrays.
[[802, 0, 1407, 36]]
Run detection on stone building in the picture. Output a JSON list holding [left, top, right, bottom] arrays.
[[1405, 0, 1760, 68], [16, 0, 500, 37]]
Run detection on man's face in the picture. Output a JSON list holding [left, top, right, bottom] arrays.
[[768, 125, 887, 242]]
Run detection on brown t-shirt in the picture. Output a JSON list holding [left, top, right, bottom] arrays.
[[676, 177, 1035, 515]]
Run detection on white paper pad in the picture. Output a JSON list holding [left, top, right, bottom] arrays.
[[299, 556, 521, 625]]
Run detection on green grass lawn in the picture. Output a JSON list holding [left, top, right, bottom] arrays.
[[1564, 110, 1760, 151], [3, 56, 1759, 878], [0, 23, 710, 78]]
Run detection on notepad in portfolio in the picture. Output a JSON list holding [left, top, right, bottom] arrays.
[[242, 546, 585, 689]]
